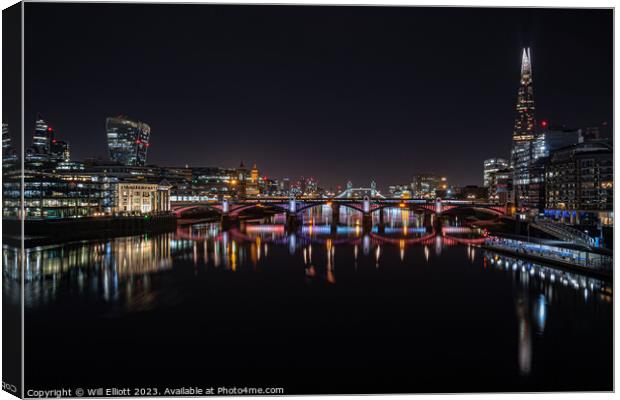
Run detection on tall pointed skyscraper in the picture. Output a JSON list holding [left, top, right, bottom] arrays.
[[511, 48, 537, 208]]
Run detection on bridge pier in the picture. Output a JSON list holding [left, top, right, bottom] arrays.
[[330, 202, 340, 234], [362, 212, 373, 233], [423, 213, 433, 227], [286, 212, 301, 230], [220, 214, 239, 230], [330, 202, 340, 222], [377, 208, 385, 234], [362, 196, 373, 233], [433, 214, 443, 232]]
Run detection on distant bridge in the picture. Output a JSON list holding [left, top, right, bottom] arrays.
[[335, 187, 385, 199]]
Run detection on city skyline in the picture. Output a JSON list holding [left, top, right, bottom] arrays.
[[15, 4, 613, 188], [3, 3, 614, 396]]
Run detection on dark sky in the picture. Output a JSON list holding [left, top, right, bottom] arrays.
[[23, 4, 612, 189]]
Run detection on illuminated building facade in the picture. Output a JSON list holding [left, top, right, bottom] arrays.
[[185, 166, 237, 200], [246, 164, 260, 196], [25, 114, 54, 165], [106, 116, 151, 166], [488, 168, 514, 204], [2, 171, 116, 219], [528, 124, 582, 212], [262, 177, 280, 196], [388, 184, 412, 198], [483, 158, 509, 188], [454, 185, 488, 201], [279, 178, 291, 195], [115, 181, 171, 214], [294, 176, 320, 197], [510, 48, 536, 209], [2, 123, 18, 169], [50, 139, 70, 164], [31, 114, 52, 154], [544, 141, 613, 225], [24, 114, 72, 168], [412, 173, 441, 198], [235, 161, 248, 197]]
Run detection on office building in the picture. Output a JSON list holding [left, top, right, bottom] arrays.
[[488, 168, 514, 204], [412, 173, 439, 198], [483, 158, 509, 188], [527, 124, 583, 212], [544, 140, 613, 225], [2, 123, 18, 169], [106, 116, 151, 166], [115, 181, 171, 214], [2, 170, 116, 219], [25, 114, 72, 168], [388, 184, 412, 198]]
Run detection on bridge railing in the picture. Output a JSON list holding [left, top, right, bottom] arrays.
[[531, 220, 595, 247]]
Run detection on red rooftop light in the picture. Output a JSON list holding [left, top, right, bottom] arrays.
[[540, 120, 548, 128]]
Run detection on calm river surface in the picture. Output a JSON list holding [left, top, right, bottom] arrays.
[[4, 207, 612, 393]]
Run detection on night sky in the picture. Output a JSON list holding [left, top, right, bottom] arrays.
[[22, 4, 612, 189]]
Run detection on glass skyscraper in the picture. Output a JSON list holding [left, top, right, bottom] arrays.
[[510, 48, 536, 209], [32, 113, 52, 153], [24, 114, 72, 168], [106, 116, 151, 166], [483, 158, 509, 188], [25, 114, 53, 165], [2, 123, 18, 168]]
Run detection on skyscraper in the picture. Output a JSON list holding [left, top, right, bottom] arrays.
[[483, 158, 509, 188], [412, 173, 439, 198], [25, 114, 54, 165], [25, 114, 71, 167], [50, 139, 70, 163], [106, 116, 151, 166], [32, 113, 52, 154], [511, 48, 536, 208], [528, 123, 582, 213], [2, 123, 18, 169]]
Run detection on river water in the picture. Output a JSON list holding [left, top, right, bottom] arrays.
[[4, 207, 612, 393]]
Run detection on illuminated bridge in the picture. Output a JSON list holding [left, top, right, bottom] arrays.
[[171, 197, 510, 230]]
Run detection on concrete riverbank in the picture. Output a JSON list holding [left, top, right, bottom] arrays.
[[3, 214, 177, 247]]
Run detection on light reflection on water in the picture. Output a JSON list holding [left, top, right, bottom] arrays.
[[4, 207, 613, 377], [483, 250, 611, 375], [4, 207, 611, 306]]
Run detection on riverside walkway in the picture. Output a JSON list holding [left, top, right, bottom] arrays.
[[483, 236, 612, 280]]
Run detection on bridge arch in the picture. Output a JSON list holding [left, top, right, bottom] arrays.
[[172, 204, 223, 218], [367, 202, 435, 214], [295, 202, 367, 214], [228, 203, 290, 217], [295, 202, 328, 213], [292, 201, 438, 215], [439, 204, 505, 216]]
